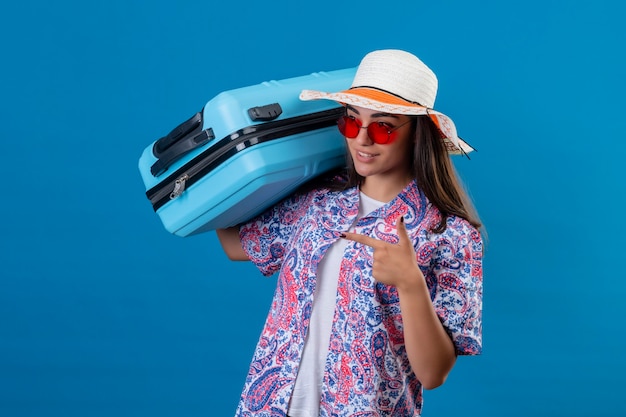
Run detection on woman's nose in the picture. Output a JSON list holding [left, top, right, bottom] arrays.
[[354, 124, 373, 145]]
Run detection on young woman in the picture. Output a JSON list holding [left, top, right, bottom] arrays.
[[217, 49, 483, 417]]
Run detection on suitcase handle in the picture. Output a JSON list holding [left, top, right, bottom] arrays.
[[151, 111, 215, 177], [151, 129, 215, 176], [153, 112, 203, 155]]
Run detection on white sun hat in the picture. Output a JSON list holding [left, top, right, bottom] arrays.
[[300, 49, 474, 155]]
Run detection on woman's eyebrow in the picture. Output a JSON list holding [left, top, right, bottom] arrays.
[[345, 104, 400, 119]]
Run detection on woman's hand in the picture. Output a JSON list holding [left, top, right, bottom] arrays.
[[216, 227, 250, 261], [341, 216, 423, 292]]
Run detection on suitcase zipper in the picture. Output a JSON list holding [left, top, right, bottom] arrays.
[[169, 174, 189, 199], [146, 107, 344, 211]]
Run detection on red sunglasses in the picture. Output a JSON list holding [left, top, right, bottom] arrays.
[[337, 115, 412, 144]]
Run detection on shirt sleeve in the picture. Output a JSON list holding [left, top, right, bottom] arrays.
[[239, 191, 311, 277], [428, 218, 483, 355]]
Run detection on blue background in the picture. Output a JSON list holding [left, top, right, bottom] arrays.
[[2, 0, 625, 416]]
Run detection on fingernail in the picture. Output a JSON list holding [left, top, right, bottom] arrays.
[[339, 233, 346, 238], [400, 216, 404, 223]]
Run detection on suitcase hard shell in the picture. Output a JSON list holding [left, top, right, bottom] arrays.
[[138, 67, 356, 237]]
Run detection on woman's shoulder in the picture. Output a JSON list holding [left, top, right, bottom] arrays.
[[420, 204, 481, 244], [411, 190, 479, 238], [446, 214, 480, 235], [435, 215, 483, 256]]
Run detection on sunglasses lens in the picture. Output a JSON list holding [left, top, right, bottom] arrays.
[[367, 123, 391, 144], [338, 116, 360, 138]]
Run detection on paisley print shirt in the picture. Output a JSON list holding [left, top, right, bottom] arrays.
[[235, 180, 483, 417]]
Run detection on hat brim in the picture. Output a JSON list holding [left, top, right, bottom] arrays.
[[300, 88, 475, 155]]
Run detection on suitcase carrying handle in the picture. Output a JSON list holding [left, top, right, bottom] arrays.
[[154, 112, 202, 154], [151, 111, 215, 177]]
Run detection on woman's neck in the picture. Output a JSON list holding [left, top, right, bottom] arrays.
[[360, 175, 412, 203]]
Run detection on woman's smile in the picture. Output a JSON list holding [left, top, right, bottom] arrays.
[[356, 150, 380, 161]]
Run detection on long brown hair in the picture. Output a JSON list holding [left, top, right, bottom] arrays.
[[316, 116, 482, 234], [411, 116, 482, 233]]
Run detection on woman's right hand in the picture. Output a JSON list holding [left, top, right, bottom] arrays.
[[216, 227, 250, 261]]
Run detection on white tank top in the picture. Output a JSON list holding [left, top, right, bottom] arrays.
[[287, 192, 385, 417]]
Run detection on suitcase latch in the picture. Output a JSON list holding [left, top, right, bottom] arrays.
[[248, 103, 283, 121]]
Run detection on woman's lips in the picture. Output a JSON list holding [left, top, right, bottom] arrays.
[[356, 150, 379, 161]]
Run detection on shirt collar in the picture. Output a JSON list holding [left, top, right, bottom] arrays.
[[352, 180, 429, 226]]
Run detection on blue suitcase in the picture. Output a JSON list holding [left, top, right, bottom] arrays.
[[138, 68, 356, 237]]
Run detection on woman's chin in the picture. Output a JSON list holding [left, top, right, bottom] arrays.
[[354, 166, 374, 178]]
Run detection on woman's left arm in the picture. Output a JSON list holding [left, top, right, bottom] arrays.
[[394, 270, 457, 389], [341, 216, 457, 390]]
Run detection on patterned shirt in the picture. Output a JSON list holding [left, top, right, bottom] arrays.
[[235, 180, 483, 417]]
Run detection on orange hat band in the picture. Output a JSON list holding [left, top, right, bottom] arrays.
[[343, 87, 425, 108]]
